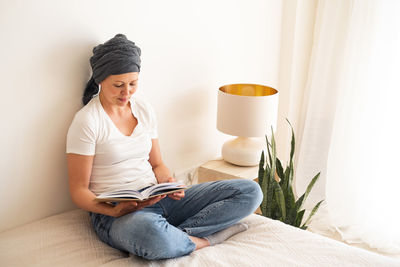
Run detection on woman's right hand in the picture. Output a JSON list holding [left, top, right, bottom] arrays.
[[112, 195, 166, 217]]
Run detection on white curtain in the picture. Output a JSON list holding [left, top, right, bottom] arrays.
[[279, 0, 400, 254]]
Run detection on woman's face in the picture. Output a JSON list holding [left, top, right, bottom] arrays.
[[99, 72, 139, 107]]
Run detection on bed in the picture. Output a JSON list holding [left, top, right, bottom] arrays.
[[0, 209, 398, 266]]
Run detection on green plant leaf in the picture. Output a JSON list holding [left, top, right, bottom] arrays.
[[266, 128, 277, 218], [285, 158, 295, 216], [285, 197, 298, 225], [270, 127, 277, 170], [301, 200, 324, 229], [258, 151, 265, 188], [303, 172, 321, 205], [266, 135, 272, 167], [286, 118, 295, 163], [288, 160, 294, 188], [276, 158, 285, 185], [273, 180, 286, 221], [266, 172, 274, 217], [260, 168, 269, 216], [284, 166, 290, 184], [270, 193, 279, 220], [273, 202, 281, 219], [265, 164, 271, 176], [294, 172, 320, 212], [294, 194, 305, 212], [269, 127, 277, 185], [286, 119, 295, 190], [258, 151, 266, 216], [261, 151, 272, 217], [294, 209, 305, 227], [285, 186, 296, 215]]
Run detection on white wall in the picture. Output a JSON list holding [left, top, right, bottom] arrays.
[[0, 0, 282, 231]]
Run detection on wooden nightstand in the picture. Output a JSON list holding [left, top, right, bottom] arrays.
[[197, 159, 261, 214], [197, 159, 259, 183]]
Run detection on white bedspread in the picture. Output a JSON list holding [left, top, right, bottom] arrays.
[[0, 209, 399, 267]]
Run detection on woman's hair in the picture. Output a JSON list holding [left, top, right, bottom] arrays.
[[82, 34, 141, 105], [82, 77, 99, 105]]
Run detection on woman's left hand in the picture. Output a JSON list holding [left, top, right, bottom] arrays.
[[166, 177, 185, 200]]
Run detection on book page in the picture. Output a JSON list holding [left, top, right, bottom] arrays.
[[95, 182, 189, 202], [141, 182, 188, 197]]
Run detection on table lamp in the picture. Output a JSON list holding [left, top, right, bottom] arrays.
[[217, 83, 279, 166]]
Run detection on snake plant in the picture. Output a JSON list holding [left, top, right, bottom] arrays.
[[258, 119, 323, 230]]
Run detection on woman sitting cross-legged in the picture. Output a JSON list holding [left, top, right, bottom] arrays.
[[66, 34, 263, 260]]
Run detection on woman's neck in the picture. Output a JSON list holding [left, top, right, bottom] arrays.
[[99, 95, 131, 117]]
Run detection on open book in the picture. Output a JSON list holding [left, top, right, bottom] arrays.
[[95, 182, 189, 202]]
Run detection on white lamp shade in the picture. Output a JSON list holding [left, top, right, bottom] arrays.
[[217, 84, 279, 137]]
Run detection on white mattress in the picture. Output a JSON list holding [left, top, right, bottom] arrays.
[[0, 209, 399, 267]]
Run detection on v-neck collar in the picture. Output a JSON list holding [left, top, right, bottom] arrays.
[[97, 97, 140, 137]]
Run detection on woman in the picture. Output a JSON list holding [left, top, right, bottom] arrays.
[[66, 34, 263, 260]]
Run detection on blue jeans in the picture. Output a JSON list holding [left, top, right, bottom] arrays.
[[90, 179, 263, 260]]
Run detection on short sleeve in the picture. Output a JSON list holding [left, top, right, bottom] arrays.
[[147, 102, 158, 139], [66, 111, 96, 155]]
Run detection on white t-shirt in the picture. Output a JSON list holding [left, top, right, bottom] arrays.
[[66, 96, 158, 196]]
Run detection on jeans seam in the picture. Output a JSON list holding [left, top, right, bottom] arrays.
[[210, 184, 239, 192], [184, 198, 230, 233]]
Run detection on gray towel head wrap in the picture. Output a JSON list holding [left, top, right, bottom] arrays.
[[90, 34, 141, 84], [82, 34, 141, 105]]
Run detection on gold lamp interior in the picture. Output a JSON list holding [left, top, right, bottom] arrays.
[[219, 83, 278, 97]]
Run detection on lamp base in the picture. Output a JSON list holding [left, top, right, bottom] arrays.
[[221, 137, 265, 166]]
